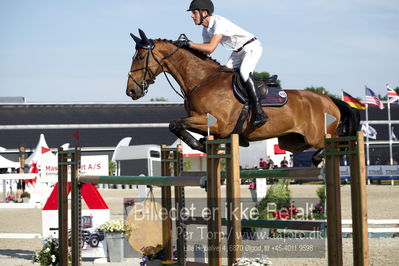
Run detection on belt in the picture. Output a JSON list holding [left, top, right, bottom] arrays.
[[234, 37, 257, 53]]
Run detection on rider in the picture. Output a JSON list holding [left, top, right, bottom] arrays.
[[180, 0, 268, 128]]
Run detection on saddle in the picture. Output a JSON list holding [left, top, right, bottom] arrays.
[[232, 72, 288, 107], [230, 72, 288, 146]]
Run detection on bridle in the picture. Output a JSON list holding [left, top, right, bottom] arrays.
[[128, 39, 227, 101], [128, 43, 184, 98]]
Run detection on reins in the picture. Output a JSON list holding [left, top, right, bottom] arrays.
[[129, 41, 228, 101]]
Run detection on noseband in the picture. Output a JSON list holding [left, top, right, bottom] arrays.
[[128, 43, 179, 97]]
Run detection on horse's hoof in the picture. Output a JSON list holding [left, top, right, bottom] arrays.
[[239, 135, 249, 147]]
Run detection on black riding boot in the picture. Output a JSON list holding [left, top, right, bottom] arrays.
[[245, 75, 268, 128]]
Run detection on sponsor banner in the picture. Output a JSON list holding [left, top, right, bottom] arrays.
[[340, 165, 399, 178], [41, 155, 109, 182]]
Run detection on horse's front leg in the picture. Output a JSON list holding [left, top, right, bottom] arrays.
[[169, 115, 209, 153]]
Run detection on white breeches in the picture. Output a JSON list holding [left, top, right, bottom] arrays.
[[225, 40, 263, 81]]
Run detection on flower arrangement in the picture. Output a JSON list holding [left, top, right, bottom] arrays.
[[140, 244, 163, 265], [21, 191, 31, 198], [234, 257, 272, 266], [5, 193, 15, 203], [311, 203, 326, 219], [248, 182, 256, 190], [32, 236, 61, 266], [272, 202, 298, 220], [98, 218, 130, 233], [124, 198, 135, 207]]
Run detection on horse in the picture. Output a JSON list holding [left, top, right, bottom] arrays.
[[126, 29, 360, 165]]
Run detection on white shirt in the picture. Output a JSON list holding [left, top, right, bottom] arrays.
[[202, 14, 255, 51]]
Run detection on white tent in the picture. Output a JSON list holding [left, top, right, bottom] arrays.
[[26, 134, 57, 165], [26, 134, 51, 165], [0, 155, 19, 168]]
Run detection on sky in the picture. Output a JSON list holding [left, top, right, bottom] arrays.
[[0, 0, 398, 103]]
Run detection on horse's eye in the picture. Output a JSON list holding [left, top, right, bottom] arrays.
[[136, 55, 145, 61]]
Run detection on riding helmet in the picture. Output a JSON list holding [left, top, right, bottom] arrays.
[[187, 0, 214, 15]]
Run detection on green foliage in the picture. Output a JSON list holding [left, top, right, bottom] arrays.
[[21, 191, 30, 198], [305, 86, 339, 99], [316, 185, 326, 207], [33, 236, 61, 265], [253, 71, 271, 78], [109, 161, 116, 176], [183, 158, 192, 171], [255, 181, 291, 220], [253, 71, 281, 87], [312, 185, 326, 219]]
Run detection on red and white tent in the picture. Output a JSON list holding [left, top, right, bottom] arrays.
[[42, 182, 110, 258]]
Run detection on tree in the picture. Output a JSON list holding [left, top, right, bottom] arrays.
[[253, 71, 281, 87], [304, 86, 339, 99], [372, 87, 399, 101]]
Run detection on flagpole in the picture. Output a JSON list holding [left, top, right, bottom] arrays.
[[388, 98, 393, 165], [365, 100, 370, 166]]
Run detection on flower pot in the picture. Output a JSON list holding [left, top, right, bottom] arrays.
[[146, 259, 163, 266], [250, 189, 257, 202], [22, 197, 30, 203], [105, 232, 125, 262]]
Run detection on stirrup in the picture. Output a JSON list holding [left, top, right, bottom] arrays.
[[252, 113, 267, 128]]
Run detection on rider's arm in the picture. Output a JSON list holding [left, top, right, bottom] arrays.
[[190, 34, 222, 55]]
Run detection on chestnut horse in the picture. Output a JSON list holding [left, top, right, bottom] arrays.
[[126, 30, 359, 164]]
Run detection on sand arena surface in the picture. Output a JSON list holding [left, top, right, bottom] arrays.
[[0, 184, 398, 265]]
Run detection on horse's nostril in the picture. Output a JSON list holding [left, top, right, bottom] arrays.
[[126, 88, 134, 97]]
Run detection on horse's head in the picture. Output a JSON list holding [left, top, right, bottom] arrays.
[[126, 29, 161, 100]]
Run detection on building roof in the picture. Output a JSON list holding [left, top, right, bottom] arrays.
[[0, 101, 398, 155], [0, 102, 186, 150]]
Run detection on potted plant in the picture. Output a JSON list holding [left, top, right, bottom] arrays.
[[98, 219, 131, 262], [33, 236, 62, 265], [123, 198, 135, 216], [21, 191, 31, 203], [248, 180, 257, 202], [140, 244, 163, 266], [5, 193, 16, 203]]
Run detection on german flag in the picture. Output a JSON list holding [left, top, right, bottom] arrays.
[[342, 91, 366, 109]]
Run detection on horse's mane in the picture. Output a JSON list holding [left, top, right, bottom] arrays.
[[154, 39, 223, 67]]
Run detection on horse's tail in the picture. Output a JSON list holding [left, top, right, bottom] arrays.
[[330, 97, 361, 137]]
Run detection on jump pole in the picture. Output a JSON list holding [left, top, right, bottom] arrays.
[[58, 148, 81, 266], [205, 135, 242, 266], [325, 132, 368, 266]]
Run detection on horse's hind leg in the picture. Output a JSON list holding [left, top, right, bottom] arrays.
[[169, 116, 208, 153], [312, 148, 325, 167]]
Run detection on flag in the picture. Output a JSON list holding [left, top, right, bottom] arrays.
[[342, 91, 366, 109], [365, 87, 384, 109], [73, 130, 80, 146], [387, 85, 399, 104], [41, 147, 51, 154], [361, 123, 377, 139], [392, 126, 398, 141]]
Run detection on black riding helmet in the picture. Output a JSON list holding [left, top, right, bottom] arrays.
[[187, 0, 214, 15]]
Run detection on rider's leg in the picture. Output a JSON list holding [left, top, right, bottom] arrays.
[[240, 43, 267, 128], [244, 73, 268, 128]]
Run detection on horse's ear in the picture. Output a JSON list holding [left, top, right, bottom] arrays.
[[130, 33, 141, 44], [138, 29, 150, 45]]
